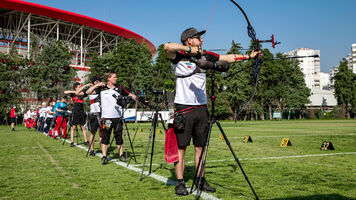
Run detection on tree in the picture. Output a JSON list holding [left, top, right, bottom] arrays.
[[28, 41, 75, 100], [88, 38, 155, 109], [213, 41, 252, 120], [0, 48, 27, 123], [152, 44, 175, 91], [89, 38, 153, 90], [333, 60, 355, 118], [257, 52, 310, 120]]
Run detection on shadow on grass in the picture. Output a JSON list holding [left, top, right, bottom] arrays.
[[269, 194, 356, 200]]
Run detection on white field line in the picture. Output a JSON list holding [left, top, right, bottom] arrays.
[[61, 139, 220, 200], [132, 133, 356, 143], [132, 152, 356, 167]]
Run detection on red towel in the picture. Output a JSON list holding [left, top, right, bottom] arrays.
[[165, 126, 179, 164]]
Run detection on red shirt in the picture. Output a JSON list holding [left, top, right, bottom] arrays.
[[10, 108, 16, 118]]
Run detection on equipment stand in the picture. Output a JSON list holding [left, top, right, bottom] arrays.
[[127, 110, 152, 165], [139, 99, 167, 181], [190, 70, 259, 200]]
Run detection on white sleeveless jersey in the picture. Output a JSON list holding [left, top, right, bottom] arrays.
[[99, 86, 130, 119], [88, 94, 100, 113], [174, 60, 207, 105]]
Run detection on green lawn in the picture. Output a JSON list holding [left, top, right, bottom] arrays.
[[0, 120, 355, 200]]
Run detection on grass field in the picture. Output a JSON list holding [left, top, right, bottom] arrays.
[[0, 120, 355, 200]]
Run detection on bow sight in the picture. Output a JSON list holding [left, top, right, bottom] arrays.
[[257, 34, 280, 49]]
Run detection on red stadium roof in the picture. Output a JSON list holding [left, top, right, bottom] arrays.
[[1, 0, 156, 56]]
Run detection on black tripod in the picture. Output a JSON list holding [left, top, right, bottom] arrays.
[[190, 69, 259, 200], [127, 110, 151, 165], [106, 115, 137, 164], [139, 96, 167, 181]]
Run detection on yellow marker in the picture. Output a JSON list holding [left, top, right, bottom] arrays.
[[219, 133, 223, 140], [280, 138, 292, 147], [243, 136, 253, 143], [320, 141, 334, 151]]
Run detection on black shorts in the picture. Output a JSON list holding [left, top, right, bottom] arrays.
[[10, 117, 16, 123], [101, 118, 123, 145], [71, 111, 86, 126], [88, 113, 101, 134], [174, 104, 209, 147]]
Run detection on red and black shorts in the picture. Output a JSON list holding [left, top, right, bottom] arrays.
[[174, 104, 209, 147]]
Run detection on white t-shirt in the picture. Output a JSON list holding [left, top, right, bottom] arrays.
[[39, 108, 46, 118], [99, 86, 130, 119], [31, 111, 36, 119], [45, 106, 54, 118], [24, 112, 28, 120], [88, 94, 101, 113], [173, 57, 207, 105], [26, 110, 31, 119]]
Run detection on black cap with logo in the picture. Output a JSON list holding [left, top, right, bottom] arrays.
[[91, 75, 101, 83], [180, 27, 206, 44]]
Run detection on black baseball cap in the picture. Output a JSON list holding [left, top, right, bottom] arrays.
[[180, 27, 206, 44], [91, 75, 101, 83]]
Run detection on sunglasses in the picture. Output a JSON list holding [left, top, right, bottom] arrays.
[[192, 36, 202, 41]]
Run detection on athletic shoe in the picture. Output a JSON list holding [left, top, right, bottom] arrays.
[[89, 150, 95, 156], [70, 142, 75, 147], [197, 177, 216, 193], [175, 182, 189, 196], [84, 141, 89, 146], [118, 155, 128, 162], [101, 156, 108, 165]]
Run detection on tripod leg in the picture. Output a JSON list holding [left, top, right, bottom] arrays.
[[149, 113, 158, 174], [216, 121, 259, 200], [123, 119, 128, 161], [131, 126, 139, 145], [140, 114, 157, 181], [125, 122, 137, 165], [190, 120, 214, 198], [131, 111, 148, 145], [158, 113, 167, 131], [107, 133, 115, 157]]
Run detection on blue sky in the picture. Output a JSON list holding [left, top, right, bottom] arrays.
[[26, 0, 356, 73]]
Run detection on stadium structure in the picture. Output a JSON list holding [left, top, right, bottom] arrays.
[[0, 0, 156, 84]]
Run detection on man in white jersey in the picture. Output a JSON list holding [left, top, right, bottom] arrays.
[[23, 109, 29, 128], [164, 27, 259, 196], [43, 102, 55, 134], [78, 75, 103, 156], [37, 102, 47, 132], [86, 72, 137, 165]]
